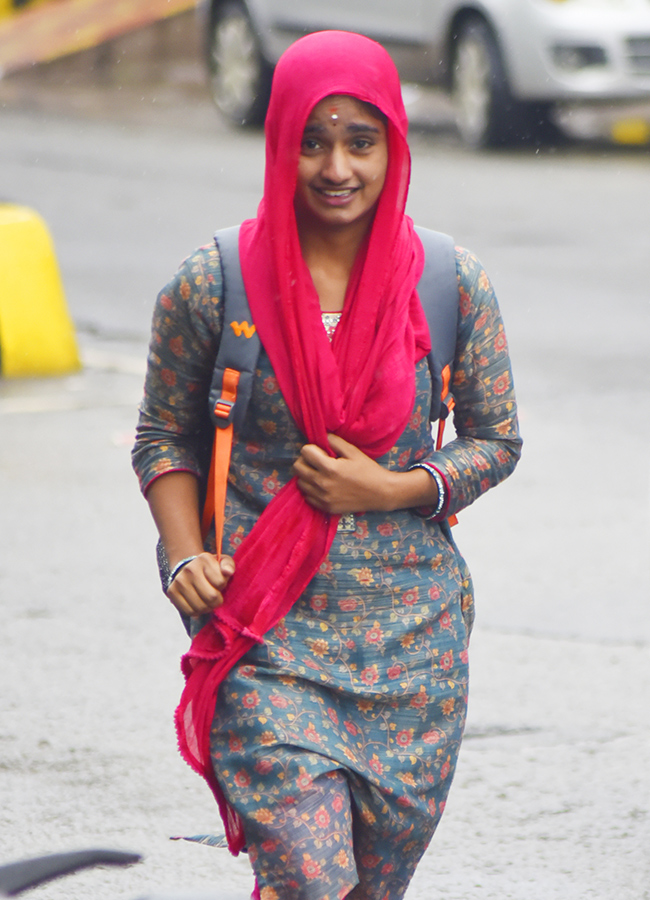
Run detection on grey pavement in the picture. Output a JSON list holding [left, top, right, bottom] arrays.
[[1, 32, 649, 900]]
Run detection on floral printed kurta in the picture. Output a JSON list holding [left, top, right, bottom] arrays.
[[132, 242, 521, 900]]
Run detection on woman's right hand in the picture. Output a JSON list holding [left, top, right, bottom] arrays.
[[166, 553, 235, 618]]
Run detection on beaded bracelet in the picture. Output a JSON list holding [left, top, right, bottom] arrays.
[[165, 555, 198, 593], [409, 462, 447, 520]]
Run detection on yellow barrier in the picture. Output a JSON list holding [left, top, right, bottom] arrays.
[[0, 203, 80, 377]]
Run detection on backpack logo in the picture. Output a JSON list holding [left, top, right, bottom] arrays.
[[230, 320, 256, 339]]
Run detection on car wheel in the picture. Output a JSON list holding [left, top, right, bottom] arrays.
[[208, 1, 273, 126], [452, 17, 518, 149]]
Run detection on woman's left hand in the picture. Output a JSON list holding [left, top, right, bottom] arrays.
[[293, 433, 396, 514]]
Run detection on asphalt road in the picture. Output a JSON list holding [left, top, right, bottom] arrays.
[[1, 66, 649, 900]]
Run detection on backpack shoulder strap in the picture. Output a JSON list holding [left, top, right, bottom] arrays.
[[208, 225, 261, 432], [414, 226, 459, 424]]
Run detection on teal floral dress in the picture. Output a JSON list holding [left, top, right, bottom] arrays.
[[132, 242, 521, 900]]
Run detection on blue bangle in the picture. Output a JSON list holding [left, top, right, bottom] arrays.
[[166, 555, 198, 592], [409, 463, 447, 519]]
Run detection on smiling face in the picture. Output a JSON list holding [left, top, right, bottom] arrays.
[[294, 95, 389, 235]]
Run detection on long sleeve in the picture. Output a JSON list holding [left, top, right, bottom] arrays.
[[421, 247, 522, 519], [131, 244, 224, 495]]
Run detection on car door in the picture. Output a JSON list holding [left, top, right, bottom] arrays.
[[264, 0, 425, 46]]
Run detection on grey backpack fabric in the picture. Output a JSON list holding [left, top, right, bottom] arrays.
[[209, 225, 459, 431]]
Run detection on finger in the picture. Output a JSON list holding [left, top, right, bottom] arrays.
[[200, 553, 235, 589], [326, 433, 359, 458], [298, 442, 333, 470]]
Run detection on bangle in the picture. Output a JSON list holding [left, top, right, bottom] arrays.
[[409, 463, 447, 520], [166, 555, 198, 592]]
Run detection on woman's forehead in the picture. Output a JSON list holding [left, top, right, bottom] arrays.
[[307, 95, 387, 125]]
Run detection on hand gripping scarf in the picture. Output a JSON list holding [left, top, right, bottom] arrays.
[[175, 30, 432, 854]]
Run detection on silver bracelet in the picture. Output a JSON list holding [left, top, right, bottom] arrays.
[[166, 555, 198, 592], [409, 463, 447, 519]]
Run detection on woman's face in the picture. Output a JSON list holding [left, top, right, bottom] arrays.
[[294, 95, 388, 234]]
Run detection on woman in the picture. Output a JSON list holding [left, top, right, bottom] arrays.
[[133, 30, 521, 900]]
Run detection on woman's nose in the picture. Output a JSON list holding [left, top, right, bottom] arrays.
[[321, 145, 352, 183]]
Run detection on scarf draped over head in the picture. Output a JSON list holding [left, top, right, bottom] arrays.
[[175, 30, 431, 854]]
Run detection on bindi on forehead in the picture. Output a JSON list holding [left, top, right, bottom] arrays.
[[328, 106, 339, 123]]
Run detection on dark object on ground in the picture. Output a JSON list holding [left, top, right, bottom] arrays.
[[0, 849, 142, 896]]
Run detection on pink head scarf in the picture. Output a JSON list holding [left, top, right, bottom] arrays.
[[175, 31, 430, 855]]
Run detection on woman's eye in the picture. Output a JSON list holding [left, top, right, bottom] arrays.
[[301, 138, 320, 152], [352, 138, 373, 150]]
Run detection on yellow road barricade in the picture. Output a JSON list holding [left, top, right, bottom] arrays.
[[0, 203, 80, 377]]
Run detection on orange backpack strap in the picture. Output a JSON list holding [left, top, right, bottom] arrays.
[[202, 367, 240, 558]]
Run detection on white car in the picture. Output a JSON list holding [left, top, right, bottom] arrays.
[[201, 0, 650, 147]]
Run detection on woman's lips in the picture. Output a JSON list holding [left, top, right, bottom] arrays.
[[314, 186, 360, 205]]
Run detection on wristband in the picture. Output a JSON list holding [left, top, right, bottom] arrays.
[[409, 463, 447, 520], [166, 555, 198, 592]]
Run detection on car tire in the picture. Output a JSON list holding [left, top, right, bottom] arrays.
[[451, 17, 519, 149], [207, 1, 273, 126]]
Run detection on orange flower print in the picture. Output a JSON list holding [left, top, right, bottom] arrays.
[[361, 854, 381, 869], [459, 287, 471, 317], [180, 280, 191, 300], [410, 687, 428, 708], [441, 758, 451, 779], [301, 857, 322, 880], [377, 522, 393, 536], [334, 849, 349, 867], [252, 807, 275, 824], [401, 587, 419, 606], [228, 526, 246, 551], [228, 733, 243, 752], [422, 729, 443, 744], [332, 794, 344, 812], [161, 368, 176, 387], [234, 769, 251, 787], [338, 597, 357, 611], [262, 376, 278, 394], [494, 330, 507, 353], [364, 621, 383, 644], [441, 697, 456, 715], [259, 731, 276, 746], [387, 663, 402, 679], [404, 547, 419, 567], [260, 420, 277, 435], [310, 594, 327, 612], [440, 650, 454, 670], [160, 292, 173, 310], [274, 621, 288, 640], [310, 638, 329, 658], [262, 471, 281, 495], [168, 335, 184, 356], [327, 707, 339, 725], [277, 648, 295, 663], [260, 886, 279, 900], [429, 585, 441, 600], [318, 557, 333, 576], [304, 723, 322, 745], [354, 567, 374, 586], [360, 665, 379, 686], [296, 769, 313, 790], [395, 729, 414, 748], [439, 611, 452, 629], [369, 754, 384, 775], [409, 406, 424, 430], [314, 807, 330, 828], [493, 372, 511, 395], [242, 690, 259, 708]]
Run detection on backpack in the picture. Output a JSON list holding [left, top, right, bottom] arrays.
[[201, 225, 459, 549], [209, 225, 458, 430]]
